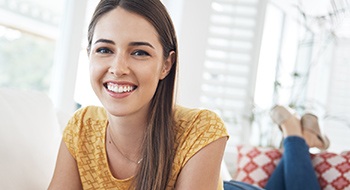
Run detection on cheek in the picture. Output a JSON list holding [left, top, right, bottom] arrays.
[[149, 63, 164, 80], [89, 62, 97, 82], [136, 65, 161, 88], [89, 60, 105, 84], [153, 61, 166, 79]]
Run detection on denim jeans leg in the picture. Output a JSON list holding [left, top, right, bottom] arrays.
[[265, 136, 321, 190]]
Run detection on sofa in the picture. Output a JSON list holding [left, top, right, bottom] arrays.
[[1, 88, 349, 190], [0, 88, 63, 189]]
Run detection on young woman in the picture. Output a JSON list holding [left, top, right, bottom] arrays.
[[48, 0, 229, 189]]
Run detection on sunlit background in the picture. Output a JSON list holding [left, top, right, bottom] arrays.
[[1, 0, 350, 173]]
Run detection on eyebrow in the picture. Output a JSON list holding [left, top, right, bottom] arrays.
[[94, 38, 154, 49], [129, 41, 155, 49], [94, 38, 115, 45]]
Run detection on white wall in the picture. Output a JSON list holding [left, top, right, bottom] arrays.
[[50, 0, 88, 115], [165, 0, 213, 108]]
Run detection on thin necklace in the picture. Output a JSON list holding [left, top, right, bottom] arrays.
[[108, 126, 143, 165]]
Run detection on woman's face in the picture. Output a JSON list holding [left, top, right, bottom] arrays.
[[89, 7, 173, 118]]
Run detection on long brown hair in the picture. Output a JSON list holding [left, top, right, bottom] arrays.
[[87, 0, 178, 189]]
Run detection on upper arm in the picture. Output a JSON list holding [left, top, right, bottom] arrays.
[[175, 137, 228, 190], [48, 140, 82, 190]]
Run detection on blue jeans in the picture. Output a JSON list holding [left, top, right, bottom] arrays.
[[224, 136, 321, 190], [265, 136, 321, 190], [224, 180, 263, 190]]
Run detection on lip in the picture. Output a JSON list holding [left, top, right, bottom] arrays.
[[103, 80, 137, 99]]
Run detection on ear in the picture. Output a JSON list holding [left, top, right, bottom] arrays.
[[159, 51, 176, 80]]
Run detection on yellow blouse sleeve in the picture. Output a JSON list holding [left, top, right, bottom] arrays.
[[62, 107, 87, 159], [62, 106, 106, 159], [176, 109, 229, 168]]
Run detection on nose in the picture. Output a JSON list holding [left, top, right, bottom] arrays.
[[108, 54, 129, 76]]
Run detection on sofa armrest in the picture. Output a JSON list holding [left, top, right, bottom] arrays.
[[0, 88, 61, 189]]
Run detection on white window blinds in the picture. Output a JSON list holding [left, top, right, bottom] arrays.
[[200, 0, 268, 147]]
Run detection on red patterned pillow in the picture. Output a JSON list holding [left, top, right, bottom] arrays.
[[234, 145, 350, 189], [234, 145, 282, 188], [312, 152, 350, 189]]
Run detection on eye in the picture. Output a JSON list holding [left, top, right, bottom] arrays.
[[132, 50, 150, 57], [96, 47, 113, 54]]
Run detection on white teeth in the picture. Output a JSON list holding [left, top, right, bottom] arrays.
[[107, 83, 134, 93]]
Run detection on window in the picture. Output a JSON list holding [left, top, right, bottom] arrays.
[[0, 0, 62, 92], [255, 0, 350, 153], [324, 39, 350, 153], [74, 0, 101, 107], [201, 0, 268, 146], [174, 0, 268, 174], [0, 25, 55, 92]]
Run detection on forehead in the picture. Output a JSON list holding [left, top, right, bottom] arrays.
[[92, 7, 160, 45]]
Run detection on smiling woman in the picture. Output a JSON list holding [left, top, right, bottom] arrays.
[[89, 7, 172, 117], [48, 1, 229, 190]]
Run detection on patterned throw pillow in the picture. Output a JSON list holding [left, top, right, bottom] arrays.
[[234, 145, 282, 188], [312, 151, 350, 189], [234, 145, 350, 190]]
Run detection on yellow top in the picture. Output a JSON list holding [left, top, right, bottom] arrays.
[[63, 105, 229, 190]]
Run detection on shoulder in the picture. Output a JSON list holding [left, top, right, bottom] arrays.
[[65, 105, 107, 132], [174, 105, 228, 142], [174, 105, 216, 121], [172, 105, 228, 170], [70, 106, 107, 122], [63, 106, 107, 156], [174, 105, 225, 128]]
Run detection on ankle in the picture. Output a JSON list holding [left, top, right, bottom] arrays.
[[280, 117, 303, 138]]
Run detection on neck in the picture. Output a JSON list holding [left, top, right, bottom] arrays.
[[108, 125, 144, 165], [107, 114, 146, 139], [106, 114, 146, 160]]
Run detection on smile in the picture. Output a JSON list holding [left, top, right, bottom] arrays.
[[105, 82, 137, 94]]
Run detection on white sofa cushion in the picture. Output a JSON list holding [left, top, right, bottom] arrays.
[[0, 88, 61, 189]]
